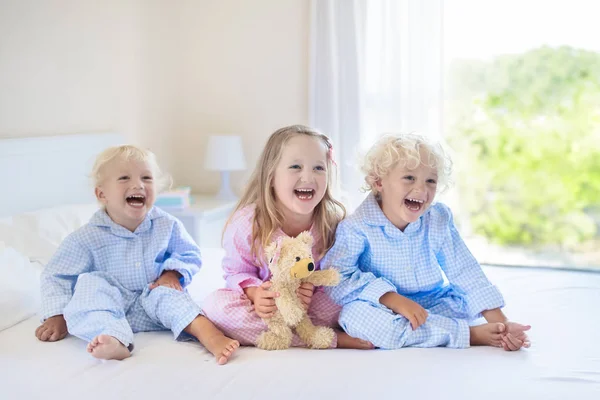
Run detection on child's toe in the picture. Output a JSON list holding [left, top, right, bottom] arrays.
[[217, 355, 228, 365]]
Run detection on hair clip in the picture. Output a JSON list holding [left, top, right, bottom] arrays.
[[323, 136, 337, 166], [328, 146, 337, 166]]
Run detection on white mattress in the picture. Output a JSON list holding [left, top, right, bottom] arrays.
[[2, 249, 600, 400]]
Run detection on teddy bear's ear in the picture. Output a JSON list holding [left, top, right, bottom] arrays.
[[297, 231, 314, 248]]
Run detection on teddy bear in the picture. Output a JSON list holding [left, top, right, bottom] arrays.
[[256, 231, 340, 350]]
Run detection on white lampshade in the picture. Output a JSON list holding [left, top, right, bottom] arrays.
[[204, 135, 247, 171]]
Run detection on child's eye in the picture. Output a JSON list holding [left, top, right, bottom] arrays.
[[314, 165, 325, 171], [289, 165, 301, 170], [118, 176, 129, 181], [427, 179, 437, 184], [143, 176, 153, 181], [403, 175, 415, 181]]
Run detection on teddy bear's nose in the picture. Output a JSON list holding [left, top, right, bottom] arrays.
[[308, 262, 315, 271]]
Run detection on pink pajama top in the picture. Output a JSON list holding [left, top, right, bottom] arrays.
[[222, 205, 323, 291]]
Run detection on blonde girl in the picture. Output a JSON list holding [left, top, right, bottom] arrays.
[[202, 125, 373, 349]]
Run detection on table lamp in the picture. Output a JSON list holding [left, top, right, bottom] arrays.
[[204, 135, 247, 200]]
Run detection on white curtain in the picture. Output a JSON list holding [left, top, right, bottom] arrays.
[[309, 0, 443, 209]]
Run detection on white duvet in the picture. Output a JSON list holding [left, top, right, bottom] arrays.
[[1, 205, 598, 399], [0, 243, 42, 331], [1, 247, 599, 400]]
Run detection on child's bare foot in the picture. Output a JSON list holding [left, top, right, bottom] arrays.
[[203, 334, 240, 365], [336, 331, 374, 349], [502, 321, 532, 351], [470, 322, 505, 347], [87, 334, 131, 360], [185, 315, 240, 364]]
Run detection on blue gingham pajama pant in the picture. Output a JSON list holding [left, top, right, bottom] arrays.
[[339, 290, 471, 349], [63, 271, 203, 348]]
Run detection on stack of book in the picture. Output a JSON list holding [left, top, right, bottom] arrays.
[[154, 187, 191, 209]]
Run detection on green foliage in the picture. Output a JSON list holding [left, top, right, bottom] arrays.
[[448, 46, 600, 247]]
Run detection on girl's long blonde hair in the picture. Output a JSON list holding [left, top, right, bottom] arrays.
[[226, 125, 345, 263]]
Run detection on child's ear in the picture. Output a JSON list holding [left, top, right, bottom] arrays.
[[95, 187, 107, 205], [374, 178, 383, 192]]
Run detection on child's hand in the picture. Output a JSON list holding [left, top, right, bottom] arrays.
[[35, 315, 68, 342], [501, 321, 531, 351], [297, 282, 315, 310], [247, 281, 280, 319], [149, 270, 183, 291], [393, 295, 429, 330]]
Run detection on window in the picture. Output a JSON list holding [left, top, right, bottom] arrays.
[[443, 0, 600, 270]]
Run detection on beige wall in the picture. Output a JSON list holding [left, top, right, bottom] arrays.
[[0, 0, 133, 138], [0, 0, 309, 194], [173, 0, 309, 193]]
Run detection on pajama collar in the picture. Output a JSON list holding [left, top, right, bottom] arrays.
[[360, 193, 424, 238], [89, 206, 164, 238]]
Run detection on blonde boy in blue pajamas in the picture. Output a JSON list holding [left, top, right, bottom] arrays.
[[35, 145, 239, 363], [322, 133, 532, 351]]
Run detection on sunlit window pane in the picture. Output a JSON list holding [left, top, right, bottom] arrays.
[[444, 0, 600, 270]]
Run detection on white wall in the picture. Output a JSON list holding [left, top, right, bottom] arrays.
[[0, 0, 309, 194]]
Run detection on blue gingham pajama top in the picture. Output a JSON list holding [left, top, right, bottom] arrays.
[[40, 207, 203, 348], [321, 193, 504, 349]]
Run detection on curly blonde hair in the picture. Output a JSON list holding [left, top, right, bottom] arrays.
[[362, 133, 453, 194], [227, 125, 346, 263], [91, 145, 171, 192]]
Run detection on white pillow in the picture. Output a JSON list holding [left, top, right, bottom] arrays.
[[187, 248, 227, 305], [0, 203, 98, 264], [0, 220, 56, 265], [0, 242, 42, 331]]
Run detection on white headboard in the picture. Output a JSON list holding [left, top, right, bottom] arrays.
[[0, 133, 124, 217]]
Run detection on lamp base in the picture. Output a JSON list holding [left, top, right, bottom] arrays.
[[215, 171, 238, 201]]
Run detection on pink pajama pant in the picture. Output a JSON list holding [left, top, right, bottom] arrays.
[[202, 287, 342, 347]]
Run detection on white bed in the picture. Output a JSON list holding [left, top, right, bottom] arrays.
[[1, 134, 599, 400]]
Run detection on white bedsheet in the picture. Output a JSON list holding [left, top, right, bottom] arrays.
[[1, 249, 599, 400]]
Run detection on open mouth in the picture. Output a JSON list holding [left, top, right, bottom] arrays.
[[294, 188, 315, 200], [126, 194, 146, 208], [404, 197, 424, 212]]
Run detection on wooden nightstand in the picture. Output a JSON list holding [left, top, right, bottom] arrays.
[[159, 195, 237, 248]]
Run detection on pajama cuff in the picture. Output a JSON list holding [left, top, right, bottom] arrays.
[[465, 285, 505, 318], [161, 262, 195, 287], [453, 319, 471, 349], [40, 296, 71, 321], [357, 278, 397, 306], [226, 273, 263, 292], [172, 305, 204, 341], [102, 329, 135, 350]]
